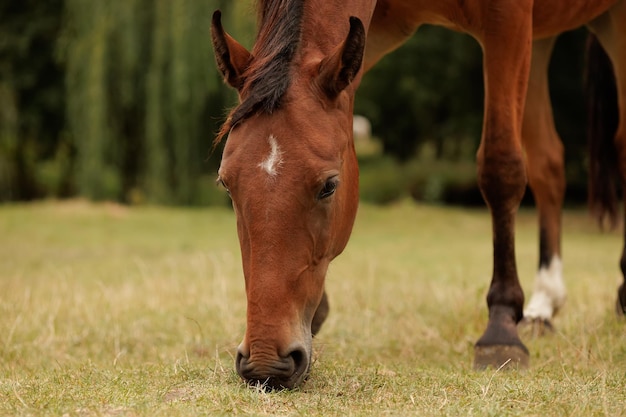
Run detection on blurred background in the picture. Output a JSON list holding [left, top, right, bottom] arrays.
[[0, 0, 591, 207]]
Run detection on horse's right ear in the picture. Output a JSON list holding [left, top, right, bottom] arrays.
[[211, 10, 251, 91], [317, 16, 366, 99]]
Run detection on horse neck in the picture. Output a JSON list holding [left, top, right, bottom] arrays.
[[299, 0, 377, 55]]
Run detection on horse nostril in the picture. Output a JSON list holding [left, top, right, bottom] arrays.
[[288, 346, 310, 382], [235, 348, 249, 380]]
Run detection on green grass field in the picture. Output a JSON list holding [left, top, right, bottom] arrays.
[[1, 200, 625, 416]]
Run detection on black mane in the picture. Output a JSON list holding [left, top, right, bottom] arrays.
[[217, 0, 305, 140]]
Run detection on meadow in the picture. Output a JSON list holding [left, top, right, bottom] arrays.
[[1, 200, 625, 416]]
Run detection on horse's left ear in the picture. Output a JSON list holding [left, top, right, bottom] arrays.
[[211, 10, 252, 91], [317, 17, 366, 98]]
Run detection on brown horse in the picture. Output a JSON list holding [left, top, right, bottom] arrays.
[[211, 0, 626, 389]]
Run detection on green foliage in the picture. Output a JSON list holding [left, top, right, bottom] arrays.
[[356, 26, 484, 162], [358, 154, 480, 206], [1, 0, 244, 205], [404, 158, 479, 205], [0, 3, 596, 205], [61, 0, 239, 204], [358, 157, 407, 204], [0, 0, 66, 200]]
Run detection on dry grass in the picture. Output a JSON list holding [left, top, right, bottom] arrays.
[[1, 200, 625, 416]]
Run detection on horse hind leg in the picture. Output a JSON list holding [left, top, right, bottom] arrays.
[[588, 0, 626, 317], [520, 36, 567, 335]]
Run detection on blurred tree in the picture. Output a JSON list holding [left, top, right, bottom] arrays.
[[356, 26, 484, 162], [62, 0, 238, 204], [0, 0, 66, 201], [0, 0, 244, 204], [0, 1, 597, 205]]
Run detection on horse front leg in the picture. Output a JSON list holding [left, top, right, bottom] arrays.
[[473, 3, 533, 370], [311, 289, 329, 336], [521, 37, 567, 335]]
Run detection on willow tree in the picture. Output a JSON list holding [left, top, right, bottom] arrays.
[[64, 0, 112, 200], [0, 1, 66, 201], [63, 0, 237, 204]]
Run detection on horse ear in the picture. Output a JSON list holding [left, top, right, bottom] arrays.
[[317, 17, 366, 98], [211, 10, 252, 91]]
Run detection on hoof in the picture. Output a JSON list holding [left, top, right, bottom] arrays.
[[616, 284, 626, 317], [519, 317, 554, 337], [473, 344, 529, 370], [616, 297, 626, 317]]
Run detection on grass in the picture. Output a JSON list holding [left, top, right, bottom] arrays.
[[1, 199, 625, 416]]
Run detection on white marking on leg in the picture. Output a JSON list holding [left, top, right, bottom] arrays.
[[524, 256, 566, 321], [258, 135, 283, 177]]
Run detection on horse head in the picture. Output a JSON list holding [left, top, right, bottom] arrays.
[[211, 10, 365, 389]]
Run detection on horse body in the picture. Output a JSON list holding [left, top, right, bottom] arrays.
[[365, 0, 617, 68], [532, 0, 618, 37], [212, 0, 626, 389]]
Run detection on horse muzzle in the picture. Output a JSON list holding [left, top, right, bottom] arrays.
[[236, 343, 310, 390]]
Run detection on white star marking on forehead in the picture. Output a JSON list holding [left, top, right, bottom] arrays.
[[259, 135, 283, 177]]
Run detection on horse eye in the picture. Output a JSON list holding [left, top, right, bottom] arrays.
[[318, 177, 338, 200], [216, 177, 231, 195]]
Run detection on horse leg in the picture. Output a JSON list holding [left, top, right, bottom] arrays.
[[311, 290, 329, 336], [521, 37, 567, 334], [473, 4, 533, 370], [588, 0, 626, 316]]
